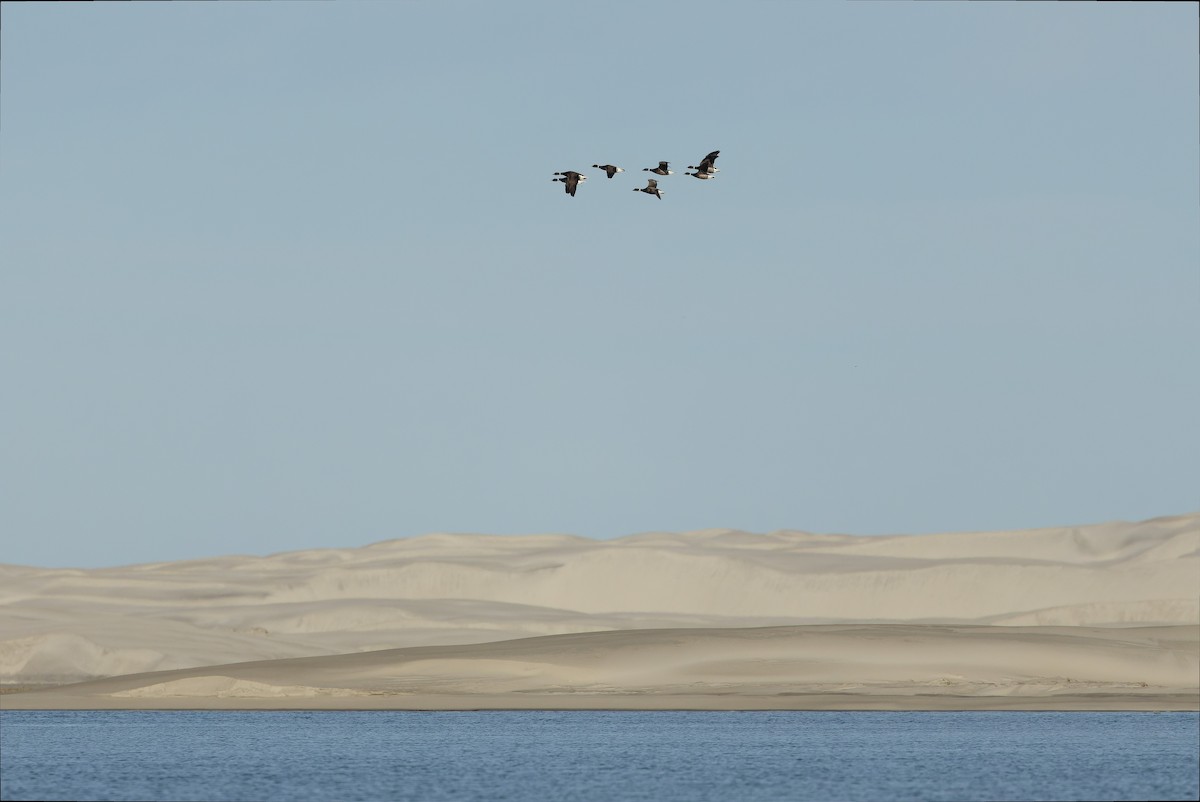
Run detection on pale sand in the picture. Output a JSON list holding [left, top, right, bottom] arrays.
[[3, 624, 1197, 711], [0, 514, 1196, 710]]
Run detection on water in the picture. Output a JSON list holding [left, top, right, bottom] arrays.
[[1, 711, 1196, 802]]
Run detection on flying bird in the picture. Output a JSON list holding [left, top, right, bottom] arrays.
[[552, 171, 587, 197], [592, 164, 625, 179], [685, 169, 715, 179], [634, 178, 664, 199], [687, 150, 720, 175], [643, 161, 673, 176]]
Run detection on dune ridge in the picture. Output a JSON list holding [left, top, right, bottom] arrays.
[[1, 514, 1197, 697]]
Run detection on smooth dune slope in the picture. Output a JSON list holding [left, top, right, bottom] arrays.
[[5, 624, 1197, 711], [1, 513, 1197, 684]]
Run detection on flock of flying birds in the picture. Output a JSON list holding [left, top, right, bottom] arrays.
[[552, 150, 721, 199]]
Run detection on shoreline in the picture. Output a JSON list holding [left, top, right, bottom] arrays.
[[4, 690, 1197, 712]]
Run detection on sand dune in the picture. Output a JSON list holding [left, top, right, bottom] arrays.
[[111, 676, 367, 699], [5, 624, 1196, 711], [1, 514, 1197, 693]]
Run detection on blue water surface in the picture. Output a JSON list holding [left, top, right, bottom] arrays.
[[1, 710, 1197, 802]]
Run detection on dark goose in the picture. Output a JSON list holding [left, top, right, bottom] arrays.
[[552, 171, 587, 197], [634, 178, 665, 199]]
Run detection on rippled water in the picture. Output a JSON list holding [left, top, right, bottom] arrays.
[[1, 710, 1196, 801]]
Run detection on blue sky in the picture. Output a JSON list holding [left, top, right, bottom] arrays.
[[2, 1, 1196, 568]]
